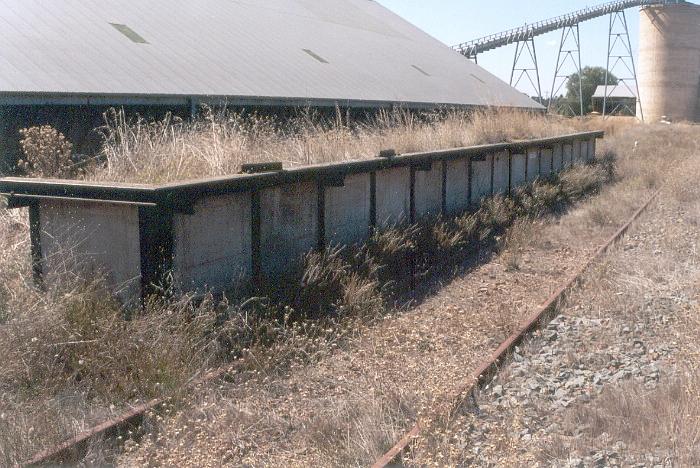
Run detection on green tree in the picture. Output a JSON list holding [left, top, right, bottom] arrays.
[[566, 66, 618, 114]]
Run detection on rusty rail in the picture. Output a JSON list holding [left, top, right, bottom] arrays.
[[372, 188, 661, 467], [28, 186, 659, 467]]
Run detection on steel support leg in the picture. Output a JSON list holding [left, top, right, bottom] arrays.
[[603, 10, 644, 121], [549, 24, 584, 118], [510, 31, 543, 104]]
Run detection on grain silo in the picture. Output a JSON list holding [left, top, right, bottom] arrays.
[[637, 1, 700, 122]]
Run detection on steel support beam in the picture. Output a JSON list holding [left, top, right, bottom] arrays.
[[549, 24, 584, 117], [510, 32, 543, 104], [603, 10, 644, 121]]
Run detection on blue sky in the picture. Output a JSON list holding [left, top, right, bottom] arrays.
[[375, 0, 646, 97]]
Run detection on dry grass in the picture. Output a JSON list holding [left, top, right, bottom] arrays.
[[542, 151, 700, 466], [114, 163, 615, 466], [0, 110, 634, 465], [89, 108, 580, 183], [410, 121, 700, 466], [558, 373, 700, 466]]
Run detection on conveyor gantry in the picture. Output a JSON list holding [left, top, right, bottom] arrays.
[[453, 0, 685, 59]]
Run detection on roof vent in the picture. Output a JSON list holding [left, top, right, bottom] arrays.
[[412, 65, 430, 77], [303, 49, 329, 64], [110, 23, 149, 44], [470, 73, 485, 84]]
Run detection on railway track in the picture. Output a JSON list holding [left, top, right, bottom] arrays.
[[26, 189, 659, 467], [372, 188, 660, 467]]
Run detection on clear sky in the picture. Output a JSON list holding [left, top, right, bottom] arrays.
[[375, 0, 648, 98]]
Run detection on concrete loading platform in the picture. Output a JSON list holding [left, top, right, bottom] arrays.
[[0, 132, 602, 306]]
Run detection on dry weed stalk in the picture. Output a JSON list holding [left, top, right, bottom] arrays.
[[89, 108, 581, 184], [0, 112, 650, 466], [18, 125, 74, 178]]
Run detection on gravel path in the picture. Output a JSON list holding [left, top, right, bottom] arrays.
[[122, 126, 700, 467], [417, 167, 700, 466], [120, 193, 633, 467]]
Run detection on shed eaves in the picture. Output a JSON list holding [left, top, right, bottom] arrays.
[[0, 0, 543, 110]]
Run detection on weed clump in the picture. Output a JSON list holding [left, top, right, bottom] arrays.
[[17, 126, 75, 178], [88, 108, 581, 184]]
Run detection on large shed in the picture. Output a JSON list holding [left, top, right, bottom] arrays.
[[0, 0, 542, 170], [591, 85, 638, 116]]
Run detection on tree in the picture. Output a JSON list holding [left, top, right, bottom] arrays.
[[566, 66, 618, 114]]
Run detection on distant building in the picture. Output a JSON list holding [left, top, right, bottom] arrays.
[[0, 0, 541, 173], [591, 85, 638, 116]]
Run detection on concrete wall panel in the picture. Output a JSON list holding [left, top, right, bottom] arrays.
[[541, 148, 553, 176], [511, 153, 527, 188], [493, 151, 509, 194], [527, 149, 540, 182], [588, 138, 596, 161], [325, 173, 371, 246], [553, 144, 563, 172], [445, 159, 470, 214], [563, 144, 573, 168], [39, 200, 141, 304], [414, 164, 443, 219], [579, 141, 588, 162], [260, 181, 318, 276], [173, 193, 251, 293], [376, 166, 410, 227], [471, 154, 492, 203], [573, 140, 582, 163]]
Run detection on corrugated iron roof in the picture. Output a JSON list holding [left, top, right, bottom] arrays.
[[592, 84, 638, 99], [0, 0, 542, 110]]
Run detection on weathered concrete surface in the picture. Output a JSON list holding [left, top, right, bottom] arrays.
[[639, 3, 700, 122], [173, 193, 252, 293], [39, 200, 141, 304], [376, 166, 410, 227], [414, 164, 443, 219], [493, 151, 510, 194], [541, 148, 553, 176], [553, 143, 563, 172], [573, 139, 582, 163], [471, 154, 493, 203], [563, 144, 573, 169], [588, 138, 596, 161], [260, 181, 318, 277], [579, 140, 588, 163], [526, 149, 540, 182], [325, 173, 371, 246], [511, 153, 527, 189], [445, 159, 470, 215]]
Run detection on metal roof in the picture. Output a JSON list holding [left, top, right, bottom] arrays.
[[592, 85, 638, 99], [0, 0, 542, 110]]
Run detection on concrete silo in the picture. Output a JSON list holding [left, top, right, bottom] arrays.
[[637, 2, 700, 122]]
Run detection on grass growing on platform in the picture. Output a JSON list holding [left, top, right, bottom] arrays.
[[0, 111, 660, 465], [89, 108, 581, 184], [0, 164, 611, 465]]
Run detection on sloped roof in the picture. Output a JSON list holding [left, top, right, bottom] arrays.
[[0, 0, 542, 110], [592, 84, 638, 99]]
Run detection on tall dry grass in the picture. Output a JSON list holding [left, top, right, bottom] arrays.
[[412, 121, 700, 467], [0, 110, 601, 465], [89, 108, 580, 183]]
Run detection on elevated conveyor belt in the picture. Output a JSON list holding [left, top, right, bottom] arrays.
[[454, 0, 685, 58]]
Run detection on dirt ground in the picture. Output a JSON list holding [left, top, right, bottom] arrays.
[[413, 132, 700, 466], [116, 123, 699, 466]]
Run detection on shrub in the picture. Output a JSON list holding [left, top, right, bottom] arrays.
[[559, 164, 607, 201], [17, 126, 74, 178]]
